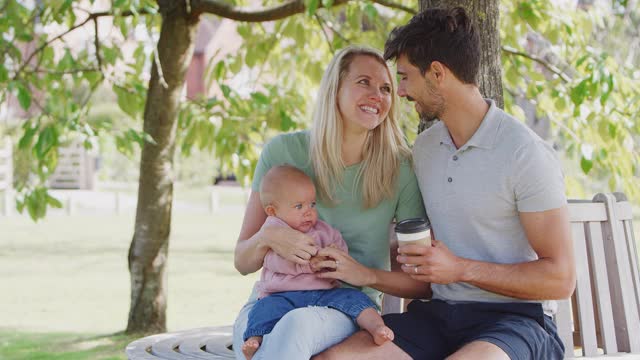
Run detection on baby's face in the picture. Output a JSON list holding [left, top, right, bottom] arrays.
[[273, 181, 318, 233]]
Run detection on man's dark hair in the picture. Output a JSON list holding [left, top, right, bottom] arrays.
[[384, 7, 480, 85]]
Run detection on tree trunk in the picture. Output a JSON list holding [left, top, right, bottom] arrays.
[[418, 0, 503, 133], [126, 1, 199, 334]]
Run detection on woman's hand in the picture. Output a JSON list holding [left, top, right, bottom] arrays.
[[261, 226, 318, 265], [311, 246, 376, 287]]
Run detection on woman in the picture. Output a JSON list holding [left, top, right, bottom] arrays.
[[233, 46, 431, 359]]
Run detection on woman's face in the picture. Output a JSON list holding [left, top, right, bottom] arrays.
[[337, 55, 393, 135]]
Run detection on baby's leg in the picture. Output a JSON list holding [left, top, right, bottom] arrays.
[[242, 336, 262, 360], [356, 308, 394, 345]]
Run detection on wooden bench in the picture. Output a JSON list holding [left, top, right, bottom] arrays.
[[126, 192, 640, 359]]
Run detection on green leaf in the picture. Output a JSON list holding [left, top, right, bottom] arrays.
[[0, 64, 8, 82], [19, 122, 39, 149], [251, 92, 269, 106], [114, 86, 140, 118], [363, 3, 377, 21], [102, 46, 119, 65], [213, 61, 226, 81], [34, 126, 58, 159], [306, 0, 319, 16], [608, 122, 617, 139], [220, 84, 232, 98], [58, 49, 75, 70], [279, 110, 295, 131], [580, 157, 593, 174], [46, 194, 63, 208], [17, 83, 31, 110], [570, 80, 589, 106]]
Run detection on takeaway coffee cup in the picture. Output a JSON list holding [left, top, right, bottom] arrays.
[[395, 218, 431, 265]]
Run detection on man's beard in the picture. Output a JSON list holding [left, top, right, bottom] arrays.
[[419, 107, 440, 122], [417, 97, 445, 122]]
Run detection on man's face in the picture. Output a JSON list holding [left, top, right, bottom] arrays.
[[396, 54, 445, 121]]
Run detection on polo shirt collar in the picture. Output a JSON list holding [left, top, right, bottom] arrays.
[[439, 99, 501, 150]]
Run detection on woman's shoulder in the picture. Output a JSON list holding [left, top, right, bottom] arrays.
[[397, 155, 415, 173], [260, 130, 312, 171], [263, 130, 309, 156], [267, 130, 310, 148], [395, 155, 419, 187]]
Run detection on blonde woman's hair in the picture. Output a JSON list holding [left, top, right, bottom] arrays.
[[309, 45, 411, 209]]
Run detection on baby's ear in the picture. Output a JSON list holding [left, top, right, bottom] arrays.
[[265, 205, 277, 216]]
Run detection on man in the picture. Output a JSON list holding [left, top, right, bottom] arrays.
[[314, 7, 575, 360]]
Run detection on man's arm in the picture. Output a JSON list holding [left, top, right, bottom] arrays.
[[400, 206, 576, 300]]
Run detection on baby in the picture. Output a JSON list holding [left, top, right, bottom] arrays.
[[242, 165, 393, 360]]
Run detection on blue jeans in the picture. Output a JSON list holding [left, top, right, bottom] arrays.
[[244, 288, 375, 340], [233, 284, 360, 360]]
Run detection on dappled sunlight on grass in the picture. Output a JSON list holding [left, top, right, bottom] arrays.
[[0, 330, 137, 360]]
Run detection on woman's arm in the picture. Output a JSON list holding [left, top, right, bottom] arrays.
[[234, 191, 320, 275], [312, 247, 431, 299], [234, 191, 270, 275]]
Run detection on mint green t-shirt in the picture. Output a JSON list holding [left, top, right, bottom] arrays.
[[252, 131, 426, 307]]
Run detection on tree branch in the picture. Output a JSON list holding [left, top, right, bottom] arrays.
[[501, 45, 572, 83], [370, 0, 417, 14], [315, 14, 334, 53], [13, 8, 153, 80], [316, 13, 350, 43], [24, 67, 101, 75], [93, 18, 103, 70], [191, 0, 350, 22]]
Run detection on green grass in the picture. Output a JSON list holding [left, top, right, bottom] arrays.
[[0, 331, 138, 360], [0, 188, 258, 359]]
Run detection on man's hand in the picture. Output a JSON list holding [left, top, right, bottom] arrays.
[[397, 240, 467, 284]]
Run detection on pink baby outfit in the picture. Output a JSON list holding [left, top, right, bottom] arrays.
[[257, 216, 348, 298]]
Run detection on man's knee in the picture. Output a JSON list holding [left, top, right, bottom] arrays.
[[446, 341, 509, 360]]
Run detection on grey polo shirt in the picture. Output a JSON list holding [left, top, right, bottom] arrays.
[[413, 100, 566, 314]]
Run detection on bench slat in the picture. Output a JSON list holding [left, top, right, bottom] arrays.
[[585, 221, 618, 354], [616, 202, 634, 221], [555, 299, 574, 358], [598, 194, 640, 353], [573, 222, 599, 356], [568, 202, 608, 222], [622, 219, 640, 318]]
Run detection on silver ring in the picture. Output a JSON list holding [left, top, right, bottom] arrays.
[[414, 266, 419, 274], [335, 260, 339, 268]]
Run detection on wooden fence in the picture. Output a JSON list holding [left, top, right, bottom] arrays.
[[0, 138, 13, 215], [48, 141, 96, 190]]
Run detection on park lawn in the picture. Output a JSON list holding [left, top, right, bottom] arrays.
[[0, 330, 137, 360], [0, 207, 258, 358]]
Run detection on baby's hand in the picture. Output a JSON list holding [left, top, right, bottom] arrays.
[[309, 254, 334, 273]]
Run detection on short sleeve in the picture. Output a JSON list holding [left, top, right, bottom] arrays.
[[513, 140, 567, 212], [395, 161, 427, 222], [251, 135, 285, 192]]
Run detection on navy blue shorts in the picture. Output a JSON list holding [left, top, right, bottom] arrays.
[[383, 299, 564, 360]]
